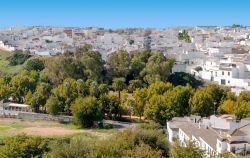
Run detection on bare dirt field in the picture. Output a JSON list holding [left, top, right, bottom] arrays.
[[0, 118, 133, 138], [13, 127, 80, 136]]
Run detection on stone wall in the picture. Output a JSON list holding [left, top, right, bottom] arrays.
[[0, 110, 72, 123]]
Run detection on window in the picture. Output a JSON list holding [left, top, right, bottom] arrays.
[[221, 79, 226, 85], [215, 72, 217, 77], [222, 71, 224, 75], [228, 72, 230, 76]]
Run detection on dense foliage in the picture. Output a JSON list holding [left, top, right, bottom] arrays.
[[0, 45, 249, 126], [0, 134, 49, 158], [44, 123, 168, 158], [0, 123, 168, 158], [7, 50, 31, 66], [170, 141, 205, 158], [178, 30, 191, 43]]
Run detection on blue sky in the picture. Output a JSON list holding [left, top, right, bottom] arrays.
[[0, 0, 250, 28]]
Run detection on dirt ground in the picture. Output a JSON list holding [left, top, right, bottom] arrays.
[[0, 118, 130, 138], [13, 127, 80, 136]]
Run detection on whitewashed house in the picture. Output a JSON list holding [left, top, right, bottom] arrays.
[[0, 41, 15, 51], [192, 54, 250, 94], [167, 115, 250, 156]]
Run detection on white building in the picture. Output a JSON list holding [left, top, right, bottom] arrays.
[[172, 61, 187, 73], [0, 41, 15, 51], [192, 54, 250, 95], [167, 115, 250, 156], [0, 101, 31, 116]]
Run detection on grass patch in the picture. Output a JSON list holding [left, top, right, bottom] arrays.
[[92, 128, 118, 133], [42, 132, 98, 141], [10, 123, 29, 129], [61, 123, 81, 130], [0, 126, 10, 131], [0, 126, 11, 138], [0, 50, 24, 75]]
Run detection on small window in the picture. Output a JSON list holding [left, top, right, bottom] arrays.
[[228, 80, 230, 83], [222, 71, 224, 75], [221, 79, 226, 85], [228, 72, 230, 76]]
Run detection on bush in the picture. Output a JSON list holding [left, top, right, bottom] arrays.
[[71, 96, 102, 128], [0, 134, 49, 158], [44, 123, 167, 158], [25, 58, 45, 71], [170, 141, 205, 158], [8, 50, 31, 66], [46, 96, 64, 115]]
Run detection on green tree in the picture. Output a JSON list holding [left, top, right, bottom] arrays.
[[112, 77, 126, 100], [165, 85, 194, 117], [46, 96, 64, 115], [144, 95, 169, 124], [218, 99, 235, 114], [147, 81, 173, 96], [189, 88, 214, 116], [205, 84, 228, 108], [24, 90, 33, 105], [98, 83, 109, 95], [24, 58, 45, 71], [81, 51, 105, 82], [99, 94, 120, 119], [178, 30, 191, 43], [76, 79, 88, 96], [233, 91, 250, 120], [237, 91, 250, 102], [71, 96, 102, 127], [34, 82, 52, 110], [52, 78, 78, 114], [106, 50, 131, 79], [141, 52, 175, 84], [0, 134, 48, 158], [133, 88, 148, 119], [44, 57, 84, 85], [168, 72, 203, 88], [128, 79, 144, 92], [75, 44, 92, 58], [129, 49, 151, 80], [234, 101, 250, 120], [0, 76, 11, 100], [9, 75, 36, 102]]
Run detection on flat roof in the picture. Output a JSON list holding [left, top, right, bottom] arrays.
[[7, 103, 29, 108]]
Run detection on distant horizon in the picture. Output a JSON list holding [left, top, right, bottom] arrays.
[[1, 24, 250, 30], [1, 0, 250, 29]]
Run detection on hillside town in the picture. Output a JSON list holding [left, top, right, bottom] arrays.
[[1, 26, 250, 157], [1, 26, 250, 94]]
